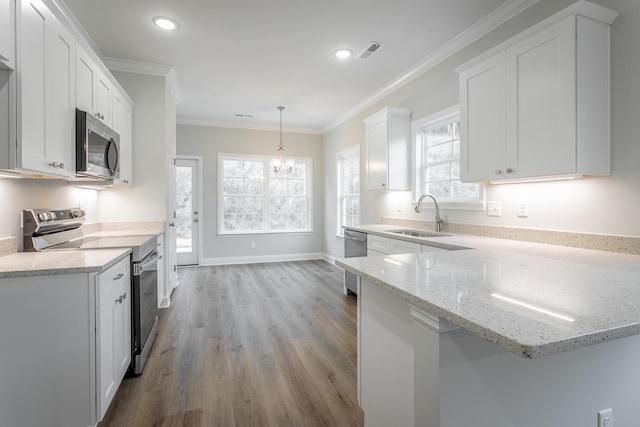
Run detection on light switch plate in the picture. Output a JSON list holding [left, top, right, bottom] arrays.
[[487, 201, 501, 217], [517, 200, 529, 218]]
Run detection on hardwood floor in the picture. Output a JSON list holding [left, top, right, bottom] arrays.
[[98, 260, 364, 427]]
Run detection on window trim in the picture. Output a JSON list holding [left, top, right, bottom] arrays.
[[412, 105, 485, 211], [217, 153, 313, 235], [335, 145, 361, 237]]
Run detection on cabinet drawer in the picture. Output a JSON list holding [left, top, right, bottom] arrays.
[[97, 256, 130, 307], [367, 234, 421, 255], [388, 239, 420, 255], [367, 234, 390, 254]]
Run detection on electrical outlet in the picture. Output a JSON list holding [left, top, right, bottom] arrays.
[[250, 241, 256, 249], [517, 200, 529, 218], [598, 408, 613, 427], [487, 201, 501, 217]]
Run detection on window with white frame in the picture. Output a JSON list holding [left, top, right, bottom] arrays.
[[336, 146, 360, 235], [218, 154, 312, 234], [414, 106, 483, 206]]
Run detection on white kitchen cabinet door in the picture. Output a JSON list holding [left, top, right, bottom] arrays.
[[505, 16, 575, 179], [96, 257, 131, 421], [95, 72, 112, 126], [76, 46, 112, 126], [0, 0, 14, 68], [17, 0, 74, 177], [364, 107, 411, 191], [112, 89, 133, 187], [458, 7, 614, 183], [459, 52, 506, 182], [44, 16, 75, 177]]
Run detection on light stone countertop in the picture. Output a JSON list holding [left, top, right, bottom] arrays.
[[339, 225, 640, 358], [0, 226, 162, 278], [0, 248, 131, 279]]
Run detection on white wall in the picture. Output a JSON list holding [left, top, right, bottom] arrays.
[[98, 72, 169, 222], [324, 0, 640, 259], [177, 124, 324, 261]]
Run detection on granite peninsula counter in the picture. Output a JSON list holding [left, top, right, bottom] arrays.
[[338, 225, 640, 426]]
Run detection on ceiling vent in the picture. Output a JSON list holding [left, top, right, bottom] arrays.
[[357, 41, 384, 59]]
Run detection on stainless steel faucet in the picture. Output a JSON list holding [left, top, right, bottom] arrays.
[[415, 193, 444, 232]]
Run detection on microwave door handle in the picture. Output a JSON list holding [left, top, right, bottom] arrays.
[[106, 139, 120, 174]]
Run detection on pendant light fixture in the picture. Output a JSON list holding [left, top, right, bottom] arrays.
[[272, 106, 294, 174]]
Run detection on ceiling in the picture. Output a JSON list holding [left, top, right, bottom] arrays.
[[58, 0, 522, 134]]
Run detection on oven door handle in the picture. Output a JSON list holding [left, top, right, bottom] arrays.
[[137, 251, 159, 274]]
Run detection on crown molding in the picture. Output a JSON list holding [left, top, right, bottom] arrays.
[[177, 117, 323, 135], [103, 58, 184, 104], [52, 0, 104, 58], [321, 0, 539, 134]]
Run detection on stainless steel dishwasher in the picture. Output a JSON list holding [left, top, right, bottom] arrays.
[[343, 229, 367, 295]]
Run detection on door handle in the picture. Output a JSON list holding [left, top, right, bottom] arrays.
[[194, 218, 199, 223]]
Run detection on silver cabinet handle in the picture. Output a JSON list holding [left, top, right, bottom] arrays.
[[49, 161, 60, 168], [495, 169, 503, 175], [113, 273, 124, 280], [58, 162, 64, 169], [506, 168, 514, 174], [115, 293, 127, 304], [169, 222, 175, 227], [194, 218, 199, 223]]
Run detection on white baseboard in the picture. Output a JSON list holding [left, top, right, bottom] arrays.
[[200, 252, 326, 266], [323, 253, 338, 265], [158, 296, 171, 309]]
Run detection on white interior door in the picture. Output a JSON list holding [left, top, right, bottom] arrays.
[[176, 157, 201, 266]]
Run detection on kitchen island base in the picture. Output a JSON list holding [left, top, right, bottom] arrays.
[[359, 278, 640, 427]]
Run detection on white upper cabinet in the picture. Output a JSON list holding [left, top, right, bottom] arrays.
[[0, 0, 14, 68], [16, 0, 75, 177], [459, 52, 506, 182], [76, 46, 112, 127], [364, 107, 412, 191], [458, 3, 617, 183], [111, 88, 133, 187]]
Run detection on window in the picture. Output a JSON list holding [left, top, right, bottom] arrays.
[[414, 106, 483, 207], [336, 146, 360, 235], [218, 154, 312, 234]]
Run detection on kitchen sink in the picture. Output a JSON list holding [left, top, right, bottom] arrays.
[[387, 230, 450, 238]]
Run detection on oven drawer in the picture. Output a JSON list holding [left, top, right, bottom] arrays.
[[97, 256, 130, 307]]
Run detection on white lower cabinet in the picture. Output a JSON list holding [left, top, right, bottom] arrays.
[[96, 257, 131, 420], [367, 234, 421, 255], [0, 255, 131, 427]]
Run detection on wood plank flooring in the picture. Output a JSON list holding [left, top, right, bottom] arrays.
[[98, 260, 364, 427]]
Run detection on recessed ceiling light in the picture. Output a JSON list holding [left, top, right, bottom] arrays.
[[153, 17, 178, 31], [334, 49, 353, 59]]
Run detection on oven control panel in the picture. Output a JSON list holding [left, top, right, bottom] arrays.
[[23, 208, 86, 236], [26, 208, 86, 224]]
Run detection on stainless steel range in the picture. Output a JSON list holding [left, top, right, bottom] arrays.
[[22, 207, 160, 375]]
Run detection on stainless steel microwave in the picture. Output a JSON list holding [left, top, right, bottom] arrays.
[[75, 109, 120, 179]]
